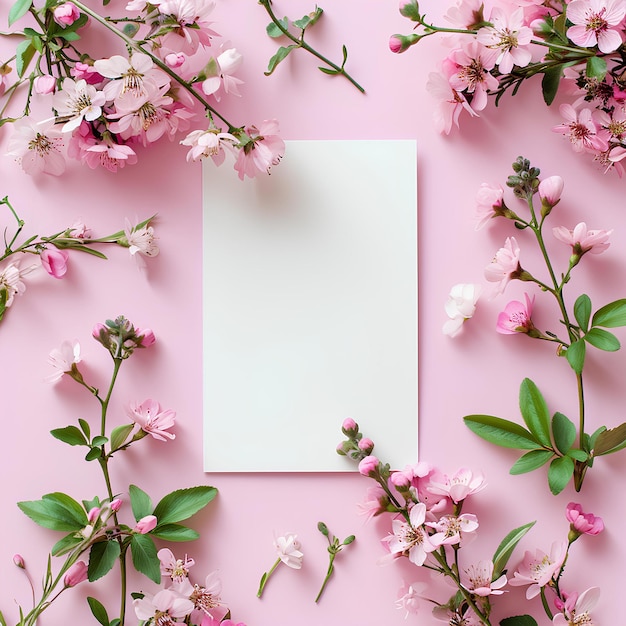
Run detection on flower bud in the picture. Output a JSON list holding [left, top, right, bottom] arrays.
[[40, 247, 69, 279], [53, 2, 81, 27], [165, 52, 186, 68], [13, 554, 25, 569], [87, 507, 101, 523], [399, 0, 420, 20], [389, 33, 421, 54], [34, 74, 56, 95], [134, 515, 157, 534], [110, 497, 123, 512], [136, 328, 156, 348], [358, 455, 380, 477], [390, 470, 412, 491], [64, 560, 88, 587], [538, 175, 564, 216], [358, 437, 375, 454], [341, 418, 358, 436]]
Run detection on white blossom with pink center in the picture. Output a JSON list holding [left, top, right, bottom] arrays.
[[567, 0, 626, 53]]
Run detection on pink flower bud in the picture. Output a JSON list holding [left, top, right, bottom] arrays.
[[390, 471, 412, 489], [134, 515, 157, 534], [358, 455, 380, 477], [87, 507, 101, 523], [389, 33, 421, 54], [34, 74, 56, 95], [64, 560, 88, 587], [399, 0, 420, 20], [70, 62, 103, 84], [538, 175, 564, 209], [341, 418, 358, 436], [40, 248, 69, 278], [136, 328, 156, 348], [566, 502, 604, 536], [13, 554, 25, 569], [165, 52, 186, 68], [358, 437, 375, 454], [53, 2, 81, 27], [110, 498, 123, 512]]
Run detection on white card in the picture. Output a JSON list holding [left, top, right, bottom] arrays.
[[203, 140, 418, 472]]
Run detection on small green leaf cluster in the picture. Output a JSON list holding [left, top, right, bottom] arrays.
[[315, 521, 355, 603]]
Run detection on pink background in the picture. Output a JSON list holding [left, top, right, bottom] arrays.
[[1, 1, 624, 624]]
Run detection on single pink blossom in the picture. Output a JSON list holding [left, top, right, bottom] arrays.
[[201, 47, 244, 101], [158, 548, 195, 582], [552, 222, 612, 255], [427, 467, 486, 503], [395, 581, 428, 618], [384, 503, 436, 566], [553, 587, 600, 625], [463, 560, 507, 596], [133, 589, 194, 623], [426, 70, 478, 134], [53, 2, 81, 27], [53, 78, 106, 133], [552, 104, 610, 153], [538, 175, 564, 209], [566, 0, 626, 53], [443, 283, 481, 337], [484, 236, 521, 294], [180, 127, 238, 166], [234, 120, 284, 180], [34, 75, 56, 94], [46, 339, 81, 383], [7, 117, 66, 176], [496, 293, 536, 334], [64, 560, 88, 587], [509, 541, 568, 598], [40, 248, 69, 278], [171, 571, 228, 623], [565, 502, 604, 536], [134, 515, 157, 534], [274, 532, 304, 569], [427, 513, 479, 547], [475, 183, 504, 229], [127, 399, 176, 441], [356, 485, 388, 521]]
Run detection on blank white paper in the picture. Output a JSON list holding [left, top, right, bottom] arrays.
[[203, 139, 417, 472]]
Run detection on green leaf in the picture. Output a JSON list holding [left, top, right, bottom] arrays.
[[318, 66, 339, 75], [293, 14, 312, 29], [264, 44, 298, 76], [88, 540, 121, 581], [593, 422, 626, 456], [18, 492, 87, 531], [565, 339, 586, 374], [592, 299, 626, 327], [492, 521, 535, 579], [123, 23, 140, 38], [547, 456, 575, 495], [509, 449, 554, 475], [51, 533, 82, 556], [153, 486, 217, 525], [50, 425, 88, 446], [15, 40, 36, 78], [541, 65, 562, 106], [586, 55, 607, 80], [129, 484, 153, 522], [266, 17, 289, 38], [85, 447, 102, 462], [87, 597, 109, 626], [151, 523, 200, 542], [92, 436, 108, 447], [9, 0, 33, 26], [110, 424, 134, 451], [130, 534, 160, 583], [79, 418, 91, 440], [584, 327, 620, 351], [518, 379, 551, 447], [589, 426, 606, 449], [500, 616, 539, 626], [463, 415, 540, 449], [551, 412, 576, 455], [567, 448, 588, 462], [574, 294, 591, 333], [59, 30, 81, 41]]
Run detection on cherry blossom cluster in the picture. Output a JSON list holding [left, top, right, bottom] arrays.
[[2, 0, 284, 179], [0, 196, 157, 326], [393, 0, 626, 174], [337, 418, 604, 626]]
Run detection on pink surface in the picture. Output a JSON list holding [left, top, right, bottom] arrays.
[[1, 1, 624, 624]]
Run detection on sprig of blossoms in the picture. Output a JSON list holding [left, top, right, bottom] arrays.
[[457, 157, 626, 494], [337, 419, 604, 626], [0, 196, 157, 326], [392, 0, 626, 175]]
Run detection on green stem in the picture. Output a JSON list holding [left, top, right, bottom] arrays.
[[258, 0, 365, 93], [540, 587, 554, 620], [315, 555, 335, 603], [257, 558, 281, 598]]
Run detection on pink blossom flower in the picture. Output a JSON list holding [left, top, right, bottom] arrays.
[[40, 247, 69, 278], [70, 62, 104, 84], [567, 0, 626, 52], [274, 533, 304, 569], [444, 0, 486, 29], [34, 75, 56, 95], [384, 503, 436, 566], [171, 571, 228, 623], [127, 399, 176, 441], [165, 52, 186, 68], [358, 455, 380, 476], [53, 2, 81, 27], [46, 339, 81, 383], [552, 104, 610, 153], [123, 219, 159, 267], [234, 120, 285, 180], [201, 47, 244, 101], [443, 283, 481, 337], [395, 581, 428, 618], [7, 117, 66, 176], [136, 327, 156, 347], [552, 222, 612, 255], [565, 502, 604, 536], [64, 560, 88, 587], [158, 548, 195, 582], [53, 78, 106, 132], [484, 236, 521, 294], [134, 515, 157, 534], [475, 183, 504, 229], [427, 467, 486, 503], [133, 589, 194, 624], [553, 587, 600, 625], [476, 7, 533, 74], [448, 40, 499, 111], [426, 70, 478, 134], [155, 0, 219, 56], [462, 560, 507, 597], [94, 52, 167, 101], [538, 175, 564, 209], [508, 541, 568, 598], [356, 485, 388, 521], [496, 293, 536, 334], [0, 259, 36, 307], [427, 513, 479, 547], [180, 127, 239, 165]]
